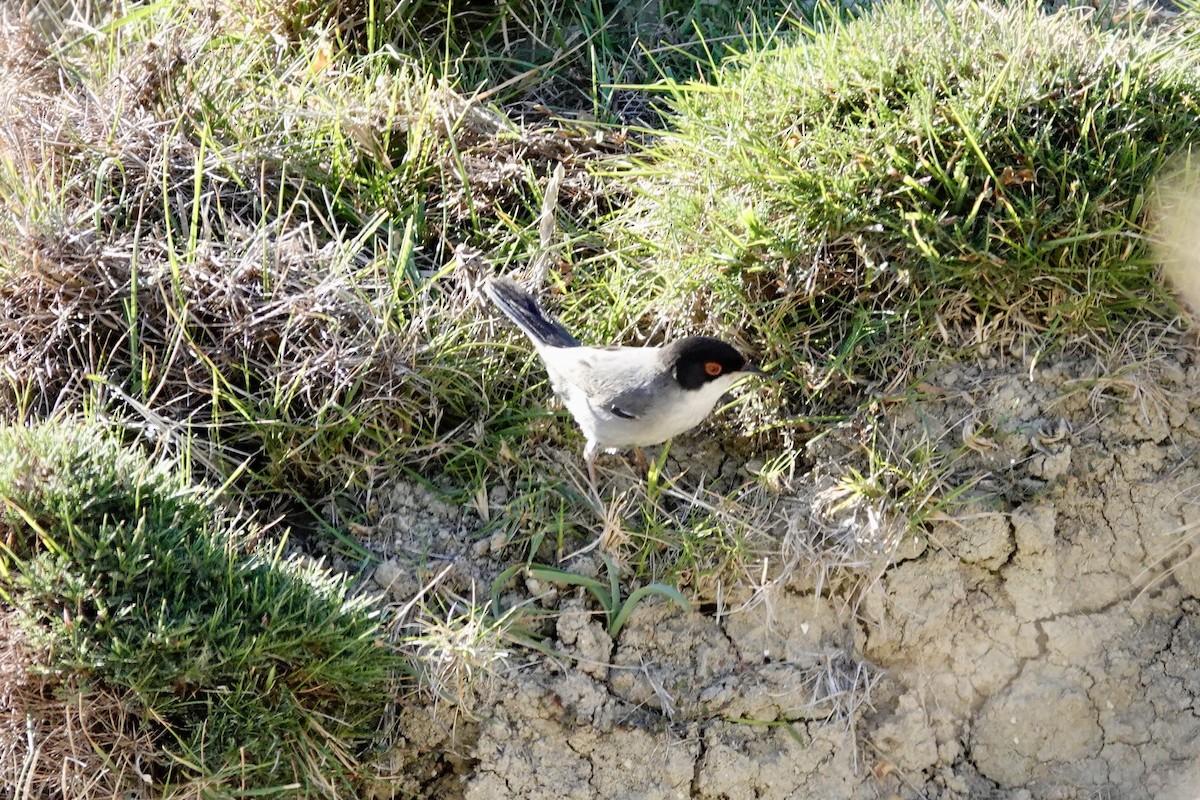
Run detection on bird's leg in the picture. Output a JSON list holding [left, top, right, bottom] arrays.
[[584, 441, 600, 496], [587, 458, 599, 493], [565, 441, 609, 557], [632, 446, 648, 478]]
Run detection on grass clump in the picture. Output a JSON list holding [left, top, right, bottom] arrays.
[[0, 422, 398, 796], [0, 2, 649, 503], [0, 7, 539, 498], [528, 550, 692, 638], [454, 0, 808, 121], [610, 0, 1200, 404]]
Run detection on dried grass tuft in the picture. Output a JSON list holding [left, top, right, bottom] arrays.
[[434, 96, 630, 231], [0, 612, 158, 798], [0, 12, 628, 496], [0, 214, 450, 489]]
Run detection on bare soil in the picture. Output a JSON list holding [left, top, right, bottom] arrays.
[[368, 329, 1200, 799]]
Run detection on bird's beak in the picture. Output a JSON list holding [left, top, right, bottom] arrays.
[[742, 364, 766, 377]]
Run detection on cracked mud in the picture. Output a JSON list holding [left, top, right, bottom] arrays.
[[367, 339, 1200, 799]]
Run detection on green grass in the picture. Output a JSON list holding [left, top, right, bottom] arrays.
[[528, 551, 692, 638], [595, 0, 1200, 414], [0, 422, 399, 795], [0, 0, 808, 502], [434, 0, 811, 119]]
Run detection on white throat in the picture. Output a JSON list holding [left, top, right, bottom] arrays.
[[665, 372, 744, 437]]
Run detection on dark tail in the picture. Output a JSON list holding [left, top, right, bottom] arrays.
[[482, 276, 580, 348]]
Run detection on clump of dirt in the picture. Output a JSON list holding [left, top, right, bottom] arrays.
[[370, 325, 1200, 799], [859, 334, 1200, 799]]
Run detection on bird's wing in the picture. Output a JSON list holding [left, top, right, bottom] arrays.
[[539, 346, 666, 419], [604, 380, 668, 420], [608, 403, 638, 420]]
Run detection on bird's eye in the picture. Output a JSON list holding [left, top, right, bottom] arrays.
[[704, 362, 723, 377]]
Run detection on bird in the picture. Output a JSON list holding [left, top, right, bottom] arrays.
[[481, 275, 762, 489]]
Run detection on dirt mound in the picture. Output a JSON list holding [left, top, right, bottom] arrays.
[[371, 328, 1200, 799]]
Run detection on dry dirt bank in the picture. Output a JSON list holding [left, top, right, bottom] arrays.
[[369, 332, 1200, 799]]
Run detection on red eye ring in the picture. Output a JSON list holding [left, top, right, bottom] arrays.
[[704, 362, 723, 377]]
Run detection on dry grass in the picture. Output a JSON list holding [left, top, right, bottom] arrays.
[[0, 8, 627, 501], [0, 210, 436, 489], [0, 612, 157, 799]]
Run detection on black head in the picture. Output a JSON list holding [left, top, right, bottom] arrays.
[[666, 336, 755, 391]]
